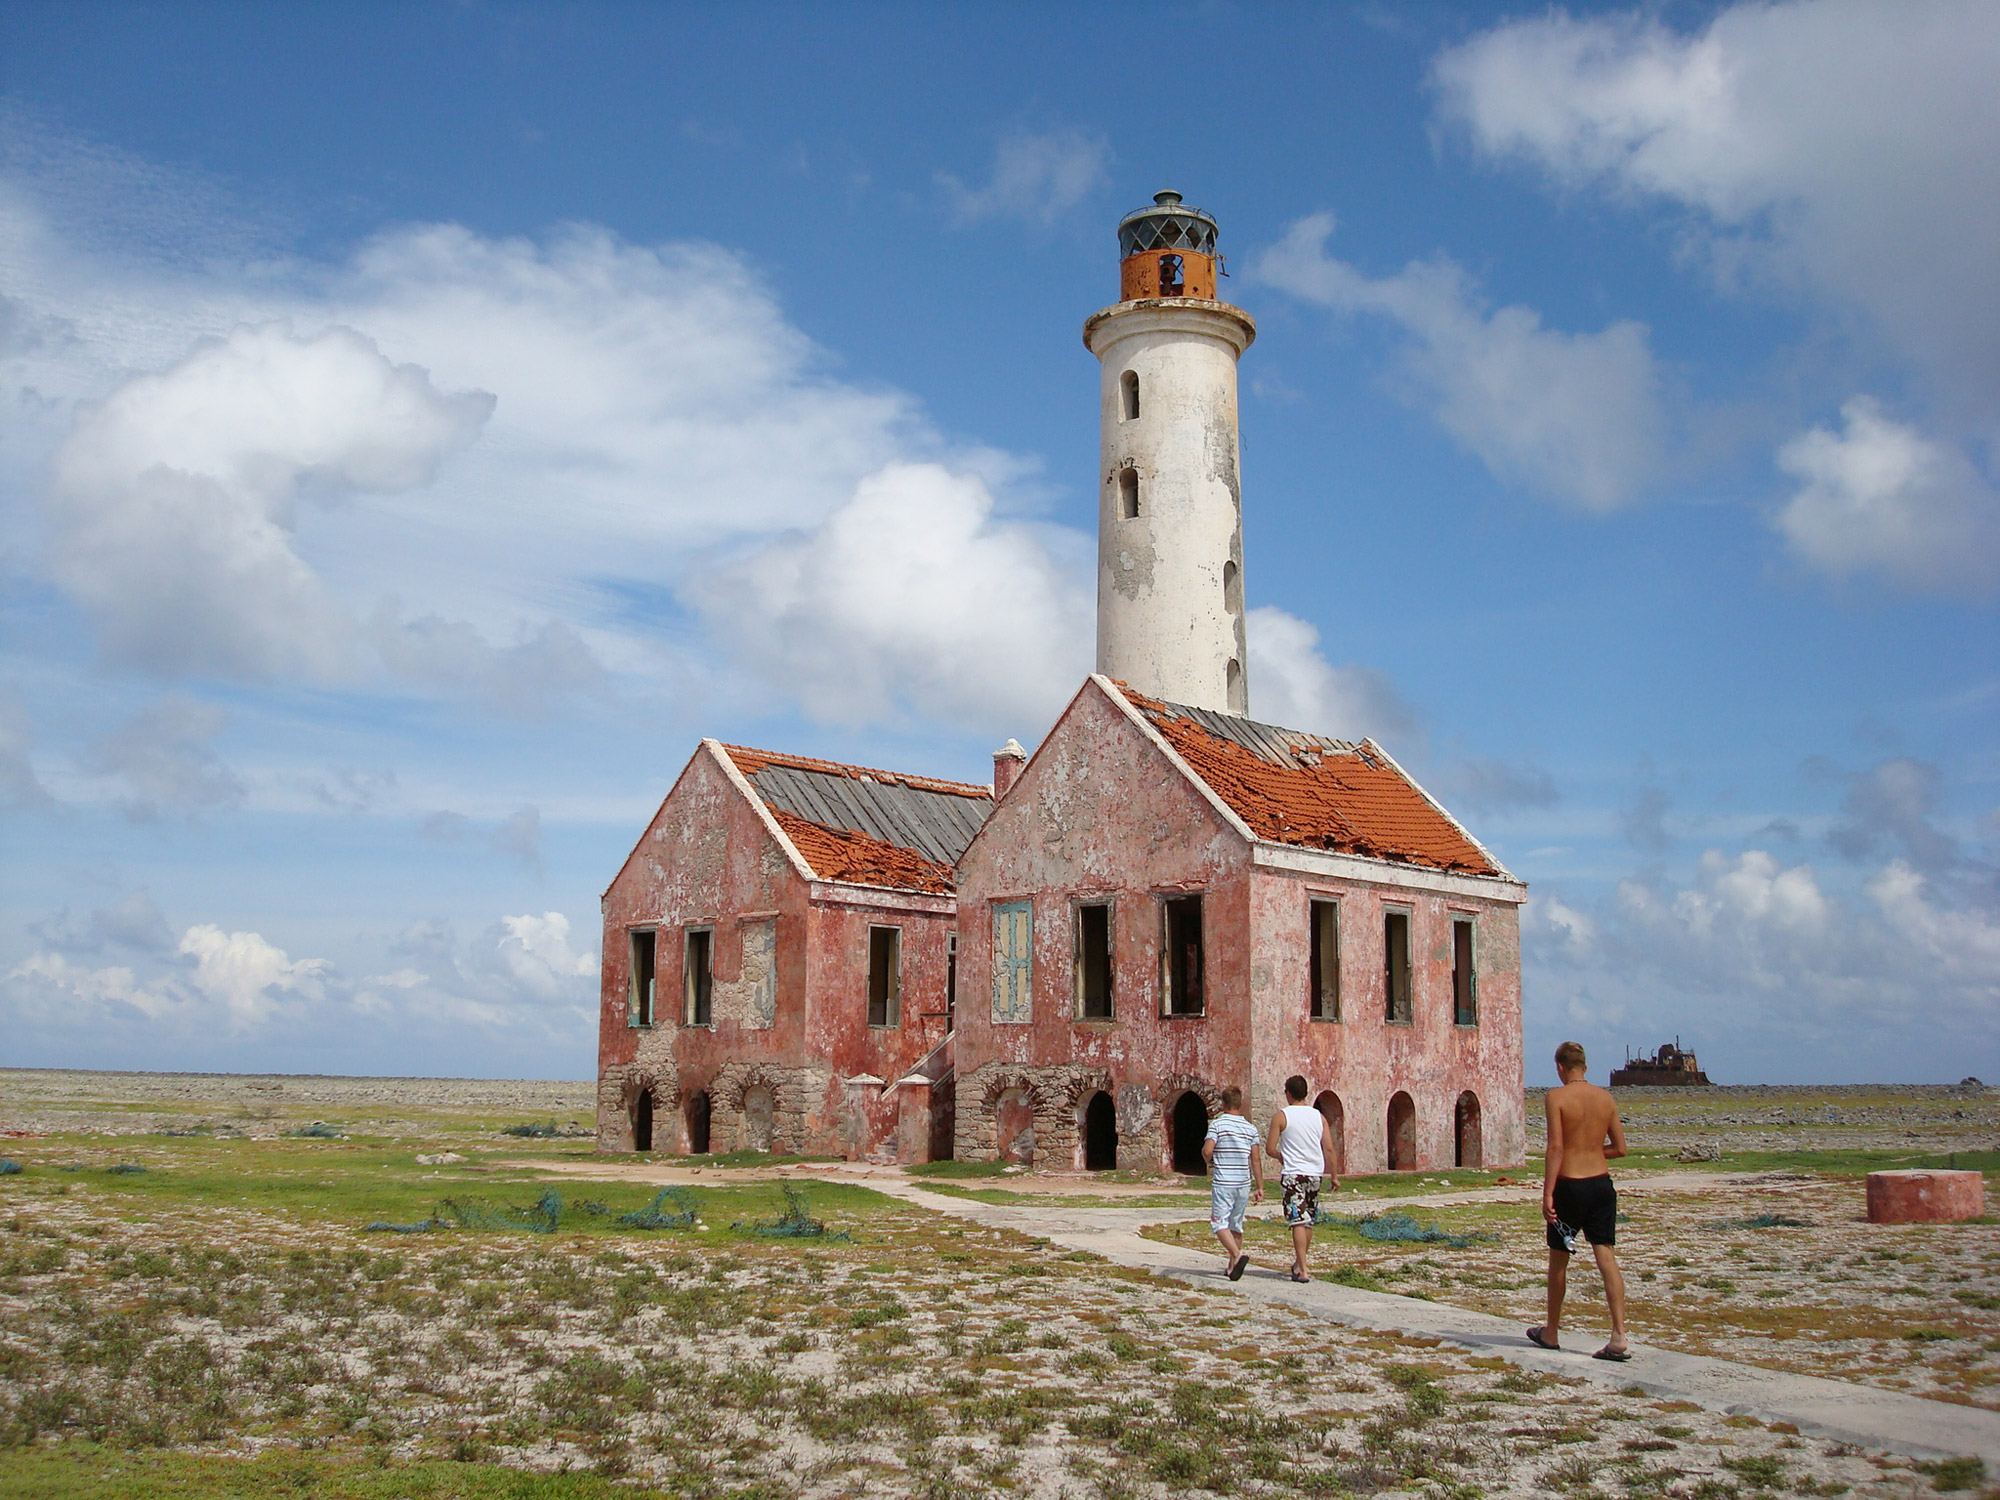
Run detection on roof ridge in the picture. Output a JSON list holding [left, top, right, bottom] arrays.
[[719, 743, 993, 800]]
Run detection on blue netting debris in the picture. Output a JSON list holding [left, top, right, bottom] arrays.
[[364, 1215, 449, 1234], [107, 1163, 147, 1175], [0, 1160, 21, 1176], [1318, 1210, 1494, 1249], [616, 1187, 701, 1229], [1703, 1213, 1813, 1230], [734, 1184, 847, 1240], [501, 1121, 562, 1137]]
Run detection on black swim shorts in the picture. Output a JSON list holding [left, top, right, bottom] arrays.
[[1548, 1173, 1617, 1251]]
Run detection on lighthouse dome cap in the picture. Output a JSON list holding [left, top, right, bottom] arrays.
[[1117, 190, 1219, 258]]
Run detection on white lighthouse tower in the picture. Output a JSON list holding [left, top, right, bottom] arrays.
[[1084, 190, 1256, 715]]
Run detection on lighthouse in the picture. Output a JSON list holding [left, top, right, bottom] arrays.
[[1084, 190, 1257, 715]]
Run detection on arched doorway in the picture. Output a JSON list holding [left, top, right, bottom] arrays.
[[742, 1085, 775, 1153], [995, 1087, 1036, 1165], [1454, 1091, 1482, 1169], [1386, 1092, 1416, 1171], [1083, 1091, 1118, 1171], [686, 1091, 711, 1155], [1312, 1091, 1345, 1176], [632, 1088, 653, 1153], [1170, 1091, 1210, 1177]]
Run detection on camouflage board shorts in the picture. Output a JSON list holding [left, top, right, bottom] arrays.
[[1280, 1173, 1320, 1226]]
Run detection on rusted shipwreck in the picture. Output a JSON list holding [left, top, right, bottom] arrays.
[[1609, 1041, 1711, 1088]]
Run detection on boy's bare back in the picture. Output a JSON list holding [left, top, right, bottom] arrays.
[[1546, 1080, 1626, 1179]]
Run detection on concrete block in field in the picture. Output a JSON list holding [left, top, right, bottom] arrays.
[[1866, 1169, 1985, 1224]]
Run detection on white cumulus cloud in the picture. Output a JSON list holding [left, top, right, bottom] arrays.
[[1776, 397, 2000, 595], [1246, 606, 1419, 745], [1259, 215, 1666, 510], [177, 923, 329, 1027], [688, 462, 1094, 735], [47, 323, 492, 680]]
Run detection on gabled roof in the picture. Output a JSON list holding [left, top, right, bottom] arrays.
[[1112, 685, 1507, 879], [719, 745, 992, 895]]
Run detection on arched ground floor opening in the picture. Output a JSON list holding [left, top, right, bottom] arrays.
[[686, 1091, 711, 1155], [742, 1085, 775, 1153], [1170, 1091, 1210, 1177], [1313, 1091, 1345, 1176], [1455, 1091, 1482, 1169], [632, 1088, 653, 1153], [1083, 1090, 1118, 1171], [1386, 1091, 1416, 1171]]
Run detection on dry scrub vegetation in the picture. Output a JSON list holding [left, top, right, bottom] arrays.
[[0, 1072, 1993, 1498]]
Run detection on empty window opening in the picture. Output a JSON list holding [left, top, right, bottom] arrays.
[[1225, 657, 1244, 709], [742, 1085, 775, 1153], [1386, 1090, 1416, 1171], [685, 1091, 711, 1155], [630, 929, 656, 1026], [1118, 467, 1140, 519], [1159, 253, 1184, 295], [1076, 903, 1113, 1019], [868, 925, 902, 1028], [1452, 918, 1477, 1026], [945, 932, 958, 1033], [1455, 1091, 1482, 1169], [1313, 1090, 1346, 1176], [1083, 1090, 1118, 1170], [1170, 1090, 1209, 1175], [1384, 911, 1412, 1024], [1120, 369, 1139, 420], [684, 928, 713, 1026], [1163, 895, 1205, 1015], [632, 1088, 653, 1153], [1309, 899, 1341, 1020], [1223, 559, 1242, 614]]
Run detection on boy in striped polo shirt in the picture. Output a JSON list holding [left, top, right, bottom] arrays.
[[1202, 1086, 1263, 1281]]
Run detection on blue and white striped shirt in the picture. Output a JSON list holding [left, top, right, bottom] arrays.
[[1205, 1113, 1260, 1187]]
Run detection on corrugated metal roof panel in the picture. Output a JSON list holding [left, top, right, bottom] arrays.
[[747, 762, 988, 869]]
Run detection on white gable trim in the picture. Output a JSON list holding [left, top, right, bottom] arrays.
[[1091, 674, 1259, 845], [1362, 738, 1521, 885], [703, 738, 819, 885]]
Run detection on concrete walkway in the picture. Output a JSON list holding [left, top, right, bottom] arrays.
[[865, 1176, 2000, 1466]]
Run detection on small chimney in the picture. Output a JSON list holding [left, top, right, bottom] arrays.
[[992, 738, 1028, 799]]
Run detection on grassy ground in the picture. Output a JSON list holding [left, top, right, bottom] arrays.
[[3, 1077, 1994, 1497]]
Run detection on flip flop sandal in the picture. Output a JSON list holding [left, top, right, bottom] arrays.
[[1526, 1326, 1560, 1350], [1592, 1347, 1633, 1362], [1227, 1256, 1248, 1281], [1289, 1270, 1311, 1283]]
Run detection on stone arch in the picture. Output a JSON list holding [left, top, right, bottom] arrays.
[[982, 1071, 1046, 1166], [1386, 1091, 1417, 1172], [1313, 1090, 1346, 1176], [1454, 1090, 1482, 1169], [1154, 1072, 1223, 1116], [623, 1068, 664, 1154], [718, 1064, 788, 1154]]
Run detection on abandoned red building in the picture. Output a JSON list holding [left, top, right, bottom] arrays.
[[597, 191, 1529, 1172]]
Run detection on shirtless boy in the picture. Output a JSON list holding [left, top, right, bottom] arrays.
[[1529, 1041, 1632, 1361]]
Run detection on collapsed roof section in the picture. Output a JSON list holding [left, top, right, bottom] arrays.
[[719, 745, 993, 895], [1112, 685, 1508, 879]]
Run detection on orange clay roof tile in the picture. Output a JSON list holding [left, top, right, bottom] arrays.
[[1119, 688, 1502, 877]]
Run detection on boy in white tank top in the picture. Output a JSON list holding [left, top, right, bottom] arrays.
[[1266, 1075, 1340, 1282]]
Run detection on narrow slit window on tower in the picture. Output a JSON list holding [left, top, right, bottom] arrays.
[[1162, 894, 1204, 1016], [867, 925, 901, 1028], [1120, 369, 1139, 420], [1308, 900, 1340, 1021], [1159, 253, 1184, 295], [630, 929, 656, 1027], [1452, 917, 1477, 1026], [1384, 910, 1412, 1025], [1076, 902, 1113, 1019], [683, 927, 713, 1027], [1118, 467, 1140, 519], [1223, 559, 1242, 614]]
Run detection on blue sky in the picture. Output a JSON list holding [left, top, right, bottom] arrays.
[[3, 1, 1995, 1084]]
